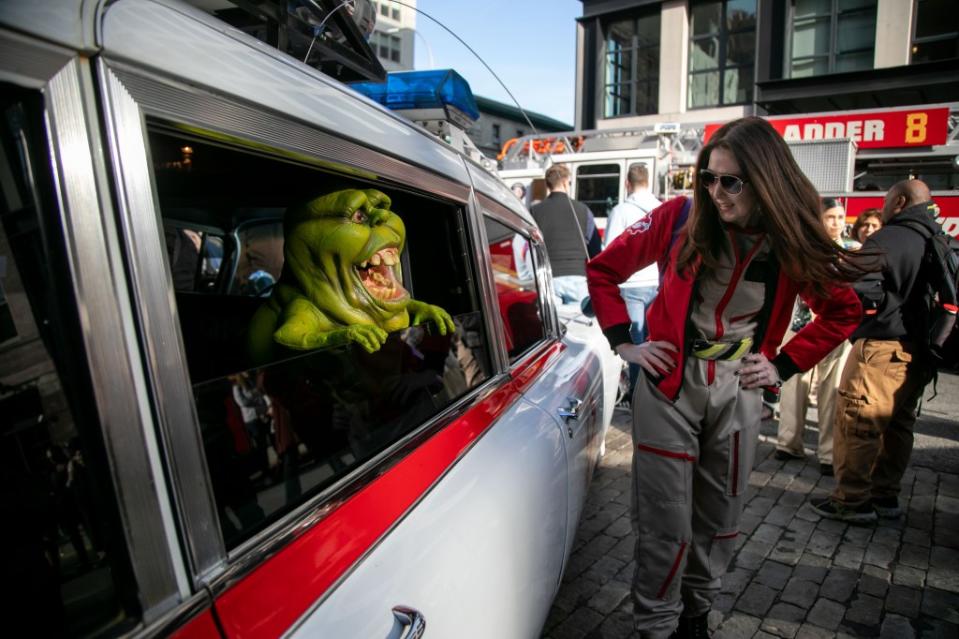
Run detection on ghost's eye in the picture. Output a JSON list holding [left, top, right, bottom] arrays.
[[351, 210, 368, 224]]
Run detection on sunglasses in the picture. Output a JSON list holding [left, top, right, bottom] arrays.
[[700, 169, 748, 195]]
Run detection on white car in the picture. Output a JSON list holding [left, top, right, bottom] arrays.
[[0, 1, 618, 637]]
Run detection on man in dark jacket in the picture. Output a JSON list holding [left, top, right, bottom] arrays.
[[530, 163, 602, 305], [813, 179, 939, 523]]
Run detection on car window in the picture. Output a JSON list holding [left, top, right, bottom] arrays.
[[148, 124, 492, 549], [0, 86, 142, 636], [483, 216, 547, 361]]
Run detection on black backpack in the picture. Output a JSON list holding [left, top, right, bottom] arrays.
[[900, 219, 959, 371]]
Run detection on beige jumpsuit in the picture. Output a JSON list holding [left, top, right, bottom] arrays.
[[631, 230, 769, 637]]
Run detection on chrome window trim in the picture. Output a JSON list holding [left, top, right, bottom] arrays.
[[465, 156, 534, 226], [96, 60, 496, 590], [0, 32, 187, 620], [475, 198, 558, 366], [98, 59, 226, 584], [469, 192, 510, 374], [136, 590, 213, 639], [0, 27, 76, 89], [532, 241, 562, 339], [209, 371, 513, 598], [476, 193, 561, 341], [107, 60, 473, 204]]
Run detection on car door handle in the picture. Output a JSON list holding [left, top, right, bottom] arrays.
[[391, 605, 426, 639], [557, 397, 583, 421]]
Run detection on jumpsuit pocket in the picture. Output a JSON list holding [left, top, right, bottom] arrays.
[[725, 430, 748, 498], [635, 441, 693, 505], [836, 389, 877, 438], [708, 529, 739, 579], [636, 534, 688, 601]]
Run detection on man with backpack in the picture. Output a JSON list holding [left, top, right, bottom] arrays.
[[813, 179, 947, 523]]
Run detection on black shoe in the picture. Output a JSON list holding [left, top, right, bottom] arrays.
[[672, 613, 711, 639], [871, 496, 902, 519], [775, 449, 803, 461], [810, 497, 877, 523], [819, 463, 834, 476]]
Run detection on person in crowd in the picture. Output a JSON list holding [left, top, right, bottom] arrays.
[[775, 198, 858, 476], [851, 207, 883, 244], [813, 179, 939, 523], [587, 116, 865, 638], [510, 182, 527, 203], [604, 163, 662, 401], [531, 163, 601, 305]]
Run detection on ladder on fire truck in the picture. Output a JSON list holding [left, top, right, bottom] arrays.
[[497, 123, 705, 171]]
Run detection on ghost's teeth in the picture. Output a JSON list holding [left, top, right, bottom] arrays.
[[360, 260, 368, 268], [383, 252, 394, 266], [371, 253, 382, 266]]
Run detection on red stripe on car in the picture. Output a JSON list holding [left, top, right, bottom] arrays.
[[657, 542, 688, 600], [636, 443, 696, 462], [214, 343, 562, 639], [169, 611, 221, 639], [512, 341, 565, 391]]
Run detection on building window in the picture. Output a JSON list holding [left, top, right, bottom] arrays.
[[390, 34, 401, 62], [602, 10, 660, 118], [788, 0, 876, 78], [392, 7, 401, 20], [688, 0, 756, 109], [380, 3, 389, 17], [492, 123, 501, 144], [911, 0, 959, 63]]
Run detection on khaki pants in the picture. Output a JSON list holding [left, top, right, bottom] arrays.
[[776, 338, 851, 464], [831, 339, 932, 507], [630, 360, 761, 638]]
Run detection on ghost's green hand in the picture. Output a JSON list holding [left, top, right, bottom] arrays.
[[408, 300, 455, 336]]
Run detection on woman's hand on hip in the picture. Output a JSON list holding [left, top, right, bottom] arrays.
[[615, 341, 678, 377], [737, 353, 781, 390]]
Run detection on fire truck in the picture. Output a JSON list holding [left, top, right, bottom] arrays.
[[498, 103, 959, 237]]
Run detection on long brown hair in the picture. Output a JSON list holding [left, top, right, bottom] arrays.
[[676, 116, 874, 296]]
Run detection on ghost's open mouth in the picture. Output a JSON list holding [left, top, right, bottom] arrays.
[[355, 247, 407, 301]]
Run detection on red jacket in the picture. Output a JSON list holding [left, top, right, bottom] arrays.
[[586, 197, 863, 400]]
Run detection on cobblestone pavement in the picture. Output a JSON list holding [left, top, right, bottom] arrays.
[[542, 372, 959, 639]]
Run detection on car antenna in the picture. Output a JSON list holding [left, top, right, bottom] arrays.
[[388, 1, 540, 138], [302, 0, 357, 63]]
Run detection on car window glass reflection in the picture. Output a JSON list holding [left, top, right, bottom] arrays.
[[484, 216, 546, 361], [0, 86, 141, 637], [149, 126, 492, 547]]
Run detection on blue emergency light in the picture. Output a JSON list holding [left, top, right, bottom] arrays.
[[351, 69, 480, 123]]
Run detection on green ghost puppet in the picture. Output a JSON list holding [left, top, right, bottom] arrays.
[[248, 188, 455, 363]]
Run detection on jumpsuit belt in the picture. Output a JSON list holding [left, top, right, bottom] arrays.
[[690, 337, 753, 361]]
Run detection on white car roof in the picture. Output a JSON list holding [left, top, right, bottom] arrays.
[[0, 0, 533, 225]]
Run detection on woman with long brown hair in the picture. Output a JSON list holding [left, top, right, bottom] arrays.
[[586, 116, 867, 638]]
